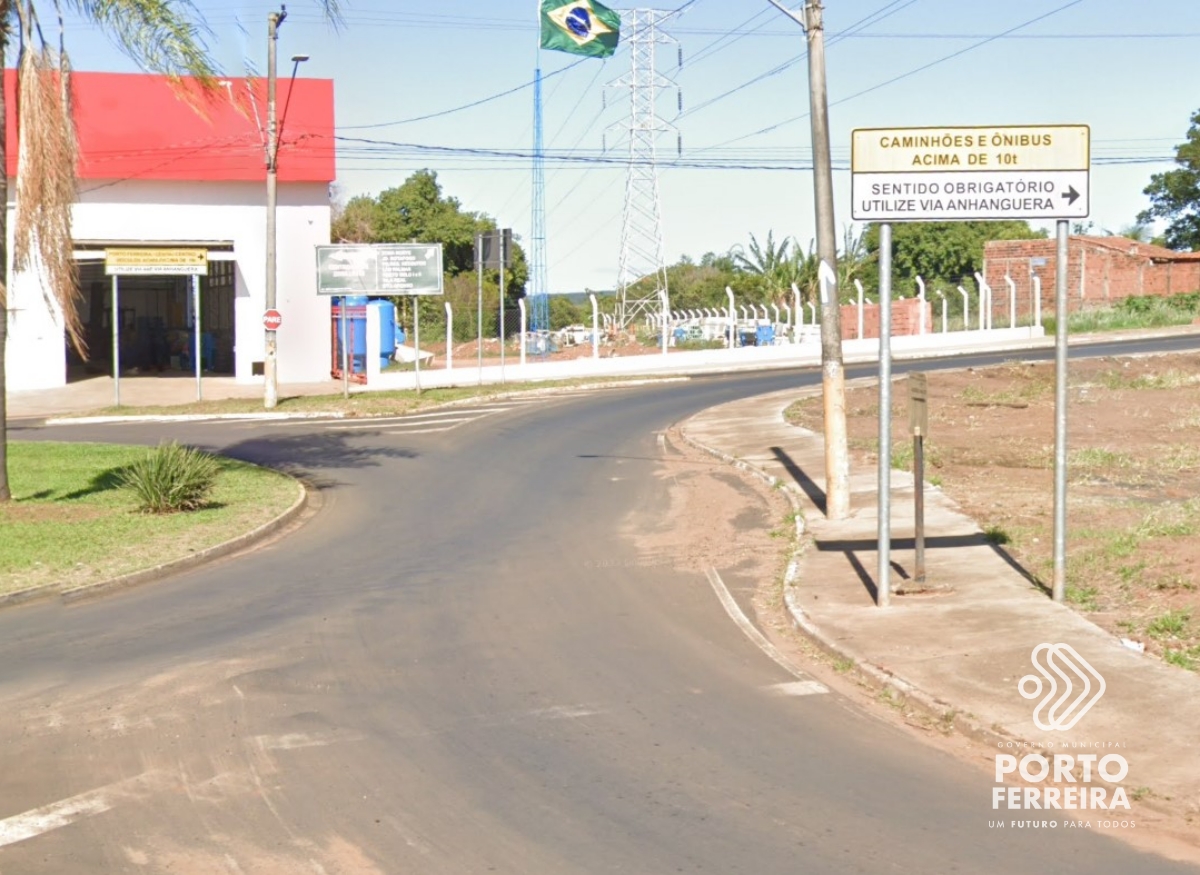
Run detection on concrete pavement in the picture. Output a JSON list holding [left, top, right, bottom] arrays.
[[683, 388, 1200, 818]]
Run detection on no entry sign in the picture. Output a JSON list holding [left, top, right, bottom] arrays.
[[263, 309, 283, 331]]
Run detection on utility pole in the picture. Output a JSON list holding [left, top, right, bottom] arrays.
[[263, 6, 285, 409], [768, 0, 850, 519]]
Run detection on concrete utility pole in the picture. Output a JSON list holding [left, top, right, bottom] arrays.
[[263, 6, 285, 410], [767, 0, 850, 519]]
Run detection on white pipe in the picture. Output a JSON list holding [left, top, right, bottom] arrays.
[[975, 271, 991, 330], [936, 290, 947, 333], [660, 289, 669, 355], [1005, 274, 1017, 329], [726, 286, 737, 348], [589, 293, 599, 359], [957, 285, 970, 331], [915, 276, 927, 335], [445, 301, 453, 370], [782, 304, 792, 337], [807, 301, 816, 325], [771, 303, 780, 326], [791, 282, 801, 334], [1033, 275, 1042, 328], [854, 278, 865, 340]]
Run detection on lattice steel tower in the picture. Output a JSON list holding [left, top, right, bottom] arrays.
[[607, 9, 680, 329]]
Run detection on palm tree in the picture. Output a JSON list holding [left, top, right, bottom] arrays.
[[0, 1, 341, 501], [732, 231, 801, 301]]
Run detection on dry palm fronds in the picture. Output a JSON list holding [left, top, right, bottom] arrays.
[[13, 40, 85, 357]]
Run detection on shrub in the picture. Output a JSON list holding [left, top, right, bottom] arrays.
[[119, 441, 222, 513]]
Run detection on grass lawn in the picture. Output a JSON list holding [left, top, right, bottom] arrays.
[[0, 441, 300, 596]]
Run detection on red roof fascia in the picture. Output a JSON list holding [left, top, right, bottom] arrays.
[[4, 69, 334, 183]]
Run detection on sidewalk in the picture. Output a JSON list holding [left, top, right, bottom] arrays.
[[683, 389, 1200, 814], [5, 374, 344, 420]]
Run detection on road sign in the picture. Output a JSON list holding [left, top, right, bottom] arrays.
[[316, 243, 444, 296], [851, 125, 1090, 222], [263, 309, 283, 331], [105, 247, 208, 276], [909, 371, 928, 437]]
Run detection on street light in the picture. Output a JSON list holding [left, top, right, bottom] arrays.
[[264, 5, 308, 410]]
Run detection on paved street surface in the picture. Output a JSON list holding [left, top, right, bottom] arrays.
[[1, 337, 1197, 872]]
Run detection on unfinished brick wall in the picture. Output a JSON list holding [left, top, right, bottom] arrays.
[[982, 237, 1200, 323], [840, 298, 931, 340]]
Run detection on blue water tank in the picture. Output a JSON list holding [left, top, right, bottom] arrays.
[[368, 300, 396, 368], [757, 324, 775, 346], [334, 295, 370, 372]]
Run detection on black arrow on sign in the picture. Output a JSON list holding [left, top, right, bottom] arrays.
[[1062, 186, 1080, 206]]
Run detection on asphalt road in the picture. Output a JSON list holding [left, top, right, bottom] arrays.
[[2, 335, 1198, 873]]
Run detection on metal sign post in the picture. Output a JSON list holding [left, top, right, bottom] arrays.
[[414, 297, 422, 395], [498, 232, 507, 384], [1052, 220, 1069, 602], [476, 233, 484, 385], [192, 274, 202, 402], [111, 276, 120, 407], [104, 247, 208, 408], [909, 371, 929, 585], [877, 223, 894, 607], [341, 299, 350, 401], [853, 123, 1090, 608]]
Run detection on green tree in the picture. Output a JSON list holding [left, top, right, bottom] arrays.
[[1139, 109, 1200, 250], [0, 1, 341, 502], [863, 220, 1044, 295], [332, 170, 527, 294]]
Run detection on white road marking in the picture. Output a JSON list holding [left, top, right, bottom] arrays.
[[253, 731, 361, 751], [0, 792, 112, 847], [527, 704, 603, 720], [0, 772, 166, 848], [328, 416, 473, 431], [705, 567, 829, 695], [383, 427, 458, 435], [767, 680, 829, 697]]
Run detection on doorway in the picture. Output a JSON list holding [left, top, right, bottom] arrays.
[[71, 258, 236, 379]]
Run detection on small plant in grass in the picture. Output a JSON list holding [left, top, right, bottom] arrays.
[[1146, 609, 1192, 642], [1164, 648, 1200, 671], [119, 442, 222, 514], [983, 525, 1010, 546], [832, 657, 855, 674], [1066, 585, 1101, 612]]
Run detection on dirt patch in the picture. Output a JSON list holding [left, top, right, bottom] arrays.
[[622, 428, 793, 584], [786, 351, 1200, 670]]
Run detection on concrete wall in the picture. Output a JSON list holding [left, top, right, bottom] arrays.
[[5, 178, 331, 392]]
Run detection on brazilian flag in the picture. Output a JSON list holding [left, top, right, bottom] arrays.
[[540, 0, 621, 59]]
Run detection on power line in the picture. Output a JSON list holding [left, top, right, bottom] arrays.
[[700, 0, 1089, 152]]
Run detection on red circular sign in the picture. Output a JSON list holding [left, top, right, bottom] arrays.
[[263, 309, 283, 330]]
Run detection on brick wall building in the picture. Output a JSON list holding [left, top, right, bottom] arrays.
[[840, 297, 931, 340], [982, 236, 1200, 324]]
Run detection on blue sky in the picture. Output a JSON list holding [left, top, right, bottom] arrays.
[[64, 0, 1200, 292]]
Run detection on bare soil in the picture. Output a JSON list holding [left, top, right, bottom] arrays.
[[786, 351, 1200, 671]]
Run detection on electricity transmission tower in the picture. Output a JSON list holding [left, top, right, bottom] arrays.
[[606, 8, 681, 329]]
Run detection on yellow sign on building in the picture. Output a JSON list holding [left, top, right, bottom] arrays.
[[105, 248, 208, 276]]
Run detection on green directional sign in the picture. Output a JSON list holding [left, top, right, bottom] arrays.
[[316, 243, 444, 296]]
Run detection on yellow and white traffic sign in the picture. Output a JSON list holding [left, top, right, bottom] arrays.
[[851, 124, 1090, 222], [105, 247, 208, 276]]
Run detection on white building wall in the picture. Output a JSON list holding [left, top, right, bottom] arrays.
[[5, 178, 332, 392]]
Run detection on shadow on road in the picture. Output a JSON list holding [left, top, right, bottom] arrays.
[[202, 431, 419, 491]]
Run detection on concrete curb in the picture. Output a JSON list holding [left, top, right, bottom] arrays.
[[39, 377, 691, 425], [678, 397, 1018, 750], [47, 412, 347, 426], [0, 476, 314, 610]]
